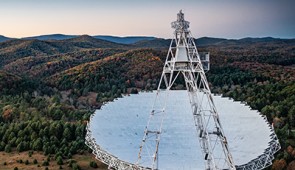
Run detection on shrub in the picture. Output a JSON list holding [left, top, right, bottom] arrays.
[[57, 156, 63, 165], [130, 88, 138, 94], [72, 163, 81, 170], [25, 160, 29, 165], [89, 161, 98, 168], [42, 160, 49, 166], [28, 151, 33, 157]]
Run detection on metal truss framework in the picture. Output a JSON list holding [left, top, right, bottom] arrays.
[[85, 114, 148, 170], [235, 114, 281, 170], [85, 114, 280, 170], [85, 10, 281, 170]]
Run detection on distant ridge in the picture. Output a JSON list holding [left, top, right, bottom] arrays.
[[0, 35, 13, 42], [133, 38, 171, 48], [134, 37, 295, 48], [1, 34, 293, 46], [93, 35, 155, 44], [196, 37, 227, 46], [61, 35, 128, 48], [20, 34, 155, 44], [24, 34, 76, 41], [239, 37, 276, 42]]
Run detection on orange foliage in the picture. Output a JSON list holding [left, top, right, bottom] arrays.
[[287, 145, 294, 155], [2, 107, 13, 121], [230, 62, 295, 82], [272, 159, 287, 170], [287, 161, 295, 170], [149, 56, 161, 61]]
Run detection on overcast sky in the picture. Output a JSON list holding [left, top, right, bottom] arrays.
[[1, 0, 294, 39]]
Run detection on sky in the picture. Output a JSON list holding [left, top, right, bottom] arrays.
[[0, 0, 294, 39]]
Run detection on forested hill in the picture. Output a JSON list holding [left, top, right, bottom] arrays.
[[0, 35, 13, 42], [0, 34, 156, 44], [0, 35, 294, 169], [46, 49, 164, 103]]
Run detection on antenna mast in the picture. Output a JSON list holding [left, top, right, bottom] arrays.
[[137, 10, 236, 170]]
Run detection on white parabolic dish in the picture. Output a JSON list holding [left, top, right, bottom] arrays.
[[88, 90, 274, 169]]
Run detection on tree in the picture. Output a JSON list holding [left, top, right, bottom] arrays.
[[287, 160, 295, 170], [288, 106, 295, 128], [272, 159, 287, 170], [0, 141, 5, 151], [130, 88, 138, 94], [56, 156, 63, 165], [63, 127, 71, 141], [4, 144, 11, 153], [32, 138, 42, 151], [17, 142, 25, 152]]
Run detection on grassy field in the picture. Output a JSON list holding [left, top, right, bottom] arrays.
[[0, 151, 107, 170]]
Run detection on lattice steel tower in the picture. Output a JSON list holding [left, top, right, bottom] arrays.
[[137, 11, 236, 170]]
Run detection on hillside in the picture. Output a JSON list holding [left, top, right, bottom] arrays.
[[0, 71, 36, 95], [24, 34, 77, 41], [196, 37, 227, 46], [133, 38, 171, 48], [60, 35, 127, 48], [93, 35, 155, 44], [47, 49, 164, 102], [0, 35, 13, 42], [0, 35, 128, 68], [133, 36, 295, 48], [1, 34, 156, 44], [0, 39, 62, 67], [3, 48, 126, 79], [23, 34, 155, 44]]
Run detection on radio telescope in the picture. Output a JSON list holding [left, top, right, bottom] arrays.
[[137, 10, 234, 169], [85, 11, 280, 170]]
